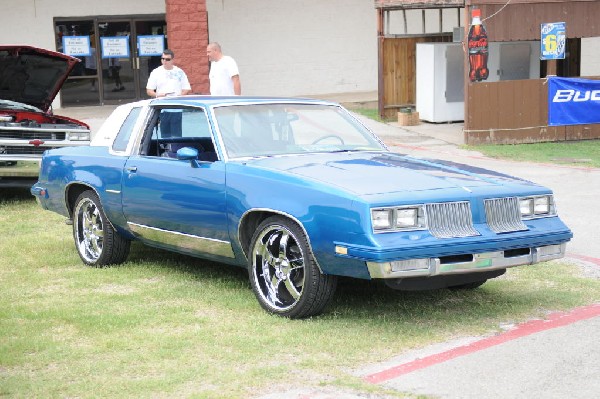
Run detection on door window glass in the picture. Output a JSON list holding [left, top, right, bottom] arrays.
[[143, 108, 216, 161]]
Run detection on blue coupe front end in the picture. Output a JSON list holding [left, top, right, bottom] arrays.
[[31, 96, 572, 318]]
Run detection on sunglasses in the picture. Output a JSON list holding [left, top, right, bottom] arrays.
[[161, 57, 172, 61]]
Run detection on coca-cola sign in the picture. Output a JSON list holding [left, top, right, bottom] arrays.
[[467, 9, 489, 82], [468, 38, 488, 49]]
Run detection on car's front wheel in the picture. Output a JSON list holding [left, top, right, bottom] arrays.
[[73, 190, 130, 267], [248, 216, 337, 318]]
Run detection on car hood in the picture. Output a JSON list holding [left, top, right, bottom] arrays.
[[0, 45, 80, 112], [244, 152, 534, 196]]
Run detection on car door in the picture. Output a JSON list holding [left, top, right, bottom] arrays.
[[120, 105, 233, 259]]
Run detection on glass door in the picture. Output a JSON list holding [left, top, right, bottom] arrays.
[[98, 20, 135, 103], [56, 16, 166, 106], [54, 19, 101, 106], [98, 19, 167, 103], [135, 20, 168, 98]]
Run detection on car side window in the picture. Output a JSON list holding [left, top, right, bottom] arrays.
[[141, 107, 217, 161], [112, 106, 141, 152], [154, 107, 211, 139]]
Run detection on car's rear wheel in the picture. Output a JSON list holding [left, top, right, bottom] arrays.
[[248, 216, 337, 318], [73, 190, 130, 267]]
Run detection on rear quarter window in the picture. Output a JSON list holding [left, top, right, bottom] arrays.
[[112, 107, 141, 152]]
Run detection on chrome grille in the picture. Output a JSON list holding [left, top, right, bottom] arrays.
[[0, 130, 66, 140], [0, 145, 50, 155], [484, 197, 528, 233], [425, 201, 479, 238]]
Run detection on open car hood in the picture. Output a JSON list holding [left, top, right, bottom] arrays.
[[0, 45, 80, 112]]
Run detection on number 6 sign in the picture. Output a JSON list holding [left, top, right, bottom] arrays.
[[541, 22, 566, 60]]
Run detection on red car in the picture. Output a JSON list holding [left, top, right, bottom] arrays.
[[0, 45, 90, 187]]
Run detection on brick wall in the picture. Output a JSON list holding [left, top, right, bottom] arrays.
[[166, 0, 209, 94]]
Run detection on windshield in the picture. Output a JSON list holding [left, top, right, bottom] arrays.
[[213, 103, 386, 158]]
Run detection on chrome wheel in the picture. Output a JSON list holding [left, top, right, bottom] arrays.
[[252, 224, 305, 311], [72, 190, 130, 267], [74, 197, 105, 263], [248, 216, 337, 318]]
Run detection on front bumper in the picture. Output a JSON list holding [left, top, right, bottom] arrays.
[[366, 243, 566, 279]]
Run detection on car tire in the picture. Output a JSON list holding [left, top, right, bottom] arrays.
[[73, 190, 130, 267], [248, 216, 337, 318]]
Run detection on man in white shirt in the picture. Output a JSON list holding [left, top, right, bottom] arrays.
[[207, 42, 241, 96], [146, 49, 191, 137], [146, 49, 191, 98]]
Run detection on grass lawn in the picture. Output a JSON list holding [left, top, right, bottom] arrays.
[[0, 161, 40, 177], [465, 140, 600, 168], [1, 189, 599, 398], [353, 107, 600, 168], [352, 108, 396, 123]]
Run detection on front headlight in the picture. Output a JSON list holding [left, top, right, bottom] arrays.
[[67, 131, 91, 141], [519, 195, 556, 219], [396, 208, 421, 228], [371, 205, 426, 232], [372, 209, 393, 230]]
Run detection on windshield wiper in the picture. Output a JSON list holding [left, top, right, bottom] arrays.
[[329, 149, 360, 153]]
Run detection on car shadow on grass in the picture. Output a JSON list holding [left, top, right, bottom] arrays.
[[0, 187, 35, 202], [124, 242, 558, 326], [126, 241, 251, 286]]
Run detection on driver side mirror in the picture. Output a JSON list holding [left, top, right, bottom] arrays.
[[176, 147, 198, 160]]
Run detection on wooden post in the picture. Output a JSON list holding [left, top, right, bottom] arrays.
[[546, 59, 558, 76], [377, 8, 385, 119], [463, 1, 471, 144]]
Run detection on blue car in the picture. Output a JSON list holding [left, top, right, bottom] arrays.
[[31, 96, 573, 318]]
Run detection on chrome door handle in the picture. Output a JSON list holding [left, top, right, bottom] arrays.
[[126, 166, 137, 173]]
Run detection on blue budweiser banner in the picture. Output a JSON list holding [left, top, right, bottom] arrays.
[[548, 77, 600, 126]]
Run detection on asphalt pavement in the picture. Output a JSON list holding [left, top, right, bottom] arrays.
[[357, 115, 600, 399], [60, 104, 600, 399]]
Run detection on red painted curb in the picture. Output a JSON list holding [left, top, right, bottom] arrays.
[[364, 303, 600, 384], [569, 253, 600, 266]]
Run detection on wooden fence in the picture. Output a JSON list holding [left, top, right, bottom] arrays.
[[465, 79, 600, 145]]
